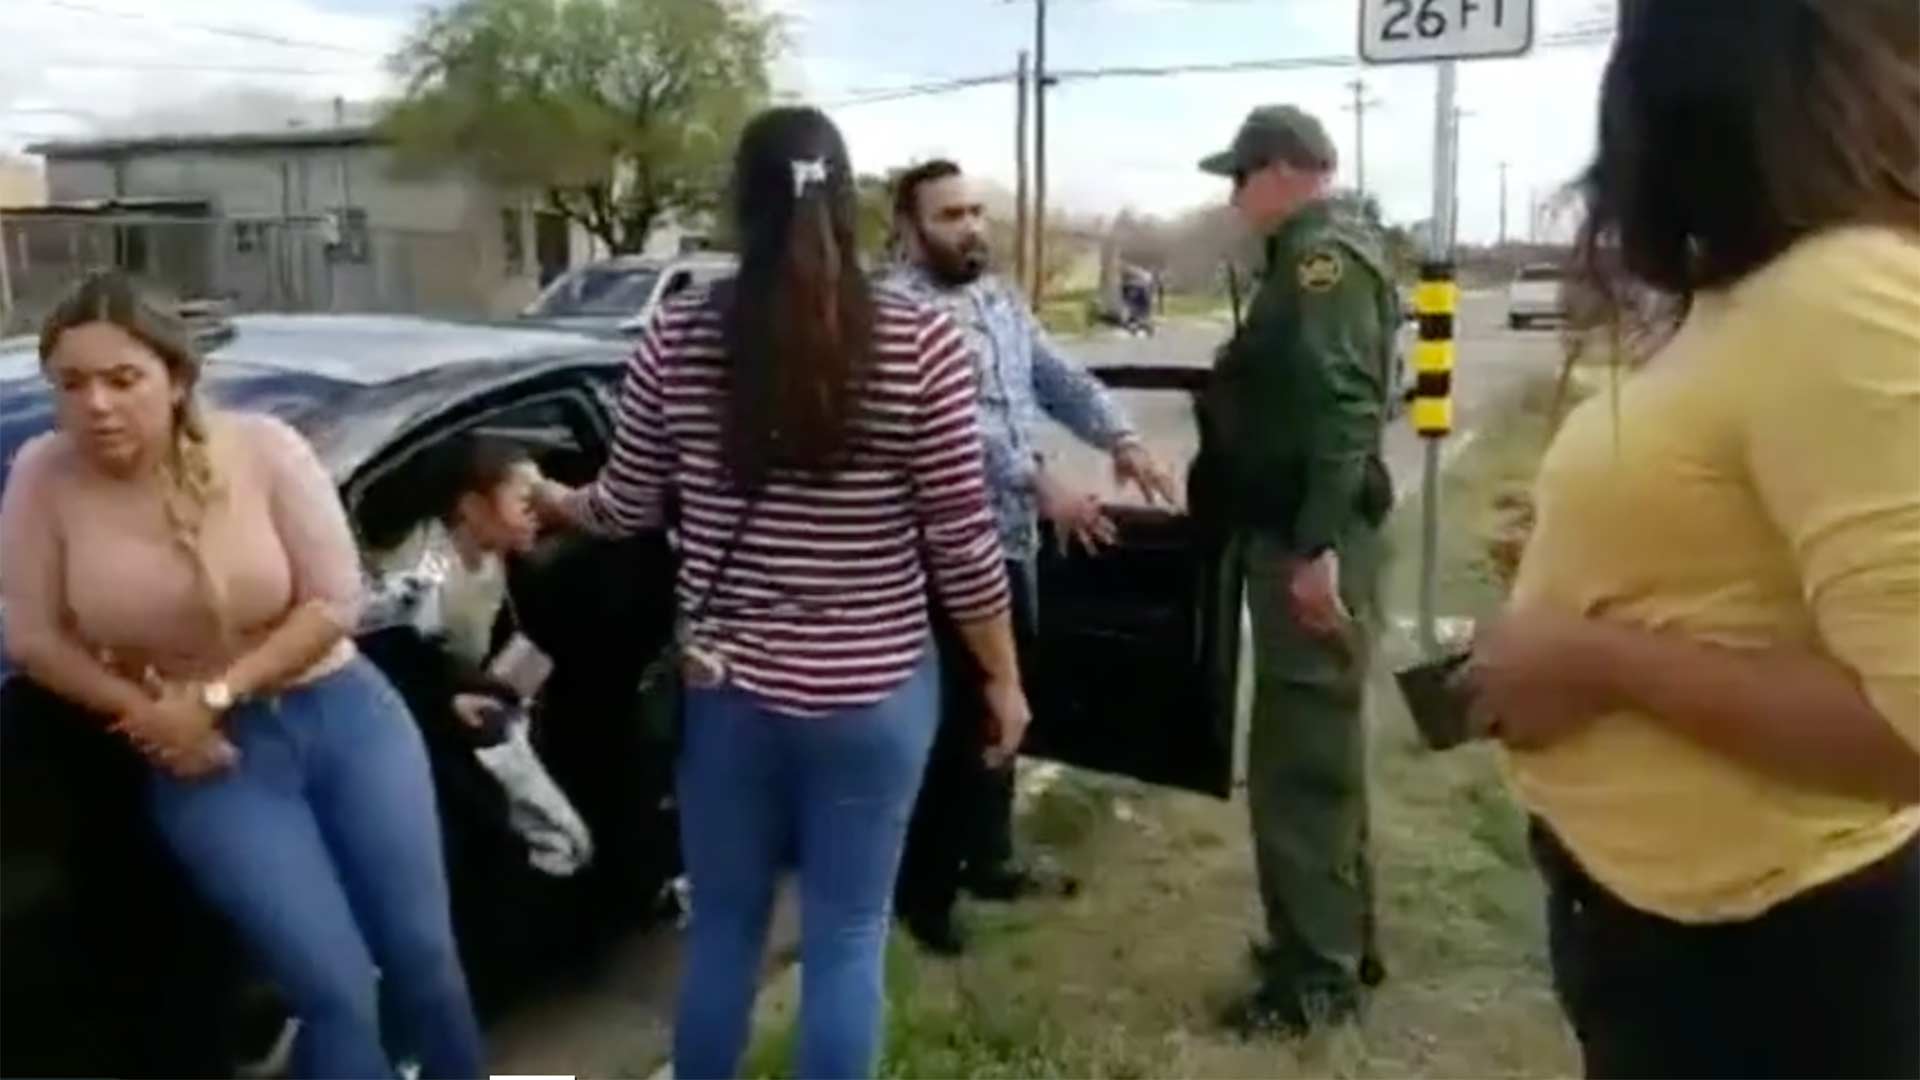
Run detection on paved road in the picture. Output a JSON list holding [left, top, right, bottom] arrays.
[[1041, 293, 1562, 503], [484, 293, 1564, 1078]]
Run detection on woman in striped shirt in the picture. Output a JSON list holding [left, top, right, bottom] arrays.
[[536, 107, 1028, 1079]]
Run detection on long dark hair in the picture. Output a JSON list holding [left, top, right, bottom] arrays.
[[721, 107, 875, 487], [1575, 0, 1919, 321]]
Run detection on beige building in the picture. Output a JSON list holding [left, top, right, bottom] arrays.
[[0, 154, 46, 208], [3, 126, 694, 326]]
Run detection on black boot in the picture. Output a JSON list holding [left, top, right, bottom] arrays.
[[899, 904, 968, 957], [1248, 938, 1388, 988], [1219, 978, 1360, 1040]]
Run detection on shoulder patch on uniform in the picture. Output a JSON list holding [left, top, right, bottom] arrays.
[[1297, 248, 1344, 292]]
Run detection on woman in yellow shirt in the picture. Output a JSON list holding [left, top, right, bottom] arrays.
[[1462, 2, 1920, 1077]]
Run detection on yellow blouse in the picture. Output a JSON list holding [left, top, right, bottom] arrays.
[[1507, 226, 1920, 922]]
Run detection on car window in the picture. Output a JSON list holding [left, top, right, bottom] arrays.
[[349, 389, 607, 553], [659, 271, 694, 301], [526, 266, 661, 317], [1518, 265, 1564, 283]]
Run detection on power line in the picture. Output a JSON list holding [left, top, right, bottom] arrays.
[[1050, 30, 1612, 82], [823, 73, 1016, 109], [819, 26, 1612, 108], [37, 59, 380, 76], [27, 0, 379, 56]]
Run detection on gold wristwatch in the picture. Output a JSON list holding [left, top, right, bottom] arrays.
[[201, 680, 236, 713]]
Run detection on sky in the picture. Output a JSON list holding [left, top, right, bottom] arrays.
[[0, 0, 1617, 243]]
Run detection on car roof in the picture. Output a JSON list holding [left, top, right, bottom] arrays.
[[0, 313, 616, 384], [0, 314, 625, 487], [575, 253, 737, 272]]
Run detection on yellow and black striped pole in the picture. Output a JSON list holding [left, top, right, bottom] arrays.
[[1412, 259, 1456, 653], [1411, 261, 1457, 438]]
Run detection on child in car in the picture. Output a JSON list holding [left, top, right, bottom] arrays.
[[366, 436, 541, 699], [361, 435, 591, 879]]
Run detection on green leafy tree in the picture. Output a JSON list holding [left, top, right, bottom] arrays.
[[382, 0, 779, 254]]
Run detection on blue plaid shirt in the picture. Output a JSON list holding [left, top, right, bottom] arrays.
[[879, 264, 1136, 561]]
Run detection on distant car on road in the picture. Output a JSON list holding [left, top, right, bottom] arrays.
[[517, 253, 737, 337], [1506, 262, 1568, 329]]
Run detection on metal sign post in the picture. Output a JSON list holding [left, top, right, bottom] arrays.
[[1413, 59, 1457, 655], [1358, 0, 1532, 654]]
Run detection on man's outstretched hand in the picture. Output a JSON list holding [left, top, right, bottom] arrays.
[[1036, 468, 1117, 555], [1112, 441, 1179, 507]]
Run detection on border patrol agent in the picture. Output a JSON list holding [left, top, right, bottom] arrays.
[[1195, 104, 1397, 1035]]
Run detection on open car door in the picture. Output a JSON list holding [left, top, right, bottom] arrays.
[[1026, 364, 1242, 799]]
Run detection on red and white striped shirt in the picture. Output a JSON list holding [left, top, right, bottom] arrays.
[[574, 287, 1010, 715]]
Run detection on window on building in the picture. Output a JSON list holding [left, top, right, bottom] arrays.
[[501, 207, 526, 277], [233, 222, 261, 255]]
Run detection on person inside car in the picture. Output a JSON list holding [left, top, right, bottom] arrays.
[[363, 435, 546, 721], [359, 433, 593, 888], [0, 270, 485, 1080]]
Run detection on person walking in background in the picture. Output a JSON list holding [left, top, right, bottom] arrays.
[[1193, 105, 1398, 1036], [1120, 266, 1155, 337], [879, 159, 1177, 955], [0, 271, 485, 1080], [1462, 3, 1920, 1076], [532, 108, 1030, 1080]]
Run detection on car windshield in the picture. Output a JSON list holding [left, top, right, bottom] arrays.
[[1517, 265, 1564, 283], [527, 266, 659, 317]]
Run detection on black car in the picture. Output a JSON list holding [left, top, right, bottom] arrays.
[[0, 315, 1243, 1077]]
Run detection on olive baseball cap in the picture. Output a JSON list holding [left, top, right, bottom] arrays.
[[1198, 104, 1338, 176]]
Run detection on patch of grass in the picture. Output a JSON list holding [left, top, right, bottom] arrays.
[[1037, 302, 1092, 337], [1022, 777, 1113, 849], [743, 932, 1145, 1080], [1160, 292, 1231, 321], [1035, 290, 1228, 336], [1382, 374, 1567, 625]]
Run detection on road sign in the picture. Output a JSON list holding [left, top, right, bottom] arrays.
[[1359, 0, 1534, 65]]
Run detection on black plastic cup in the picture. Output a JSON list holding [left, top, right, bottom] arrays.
[[1394, 650, 1477, 751]]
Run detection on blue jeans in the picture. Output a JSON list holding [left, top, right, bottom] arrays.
[[673, 650, 940, 1080], [146, 656, 484, 1080]]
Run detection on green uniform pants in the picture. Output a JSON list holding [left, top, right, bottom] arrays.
[[1241, 518, 1382, 996]]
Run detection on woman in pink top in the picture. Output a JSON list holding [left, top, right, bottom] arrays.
[[0, 272, 483, 1079]]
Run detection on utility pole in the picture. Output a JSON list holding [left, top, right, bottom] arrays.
[[333, 96, 351, 206], [1014, 50, 1031, 297], [333, 95, 350, 311], [1497, 161, 1509, 246], [0, 210, 13, 334], [1031, 0, 1049, 302], [1343, 77, 1382, 198]]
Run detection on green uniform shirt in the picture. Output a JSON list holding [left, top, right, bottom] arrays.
[[1199, 196, 1397, 554]]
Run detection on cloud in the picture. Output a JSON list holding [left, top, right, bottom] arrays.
[[803, 0, 1614, 241], [0, 0, 405, 150], [3, 0, 1615, 246]]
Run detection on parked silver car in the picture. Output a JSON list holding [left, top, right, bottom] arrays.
[[518, 253, 738, 336]]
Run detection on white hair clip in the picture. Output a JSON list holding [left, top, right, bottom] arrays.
[[791, 157, 829, 198]]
